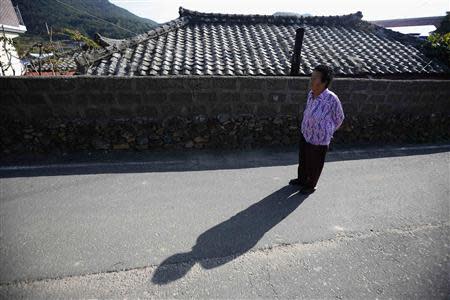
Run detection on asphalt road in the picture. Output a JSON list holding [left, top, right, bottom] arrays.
[[0, 145, 449, 298]]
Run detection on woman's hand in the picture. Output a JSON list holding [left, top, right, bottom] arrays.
[[331, 96, 345, 131]]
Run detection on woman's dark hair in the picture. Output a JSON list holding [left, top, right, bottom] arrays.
[[313, 65, 334, 88]]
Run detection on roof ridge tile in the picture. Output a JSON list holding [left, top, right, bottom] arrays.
[[178, 6, 364, 27]]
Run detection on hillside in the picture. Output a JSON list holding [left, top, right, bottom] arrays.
[[12, 0, 158, 40]]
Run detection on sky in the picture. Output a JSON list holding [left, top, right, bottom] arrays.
[[110, 0, 450, 36]]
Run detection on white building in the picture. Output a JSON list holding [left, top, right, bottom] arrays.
[[0, 0, 27, 76]]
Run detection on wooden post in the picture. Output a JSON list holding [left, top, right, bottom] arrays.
[[38, 43, 42, 76], [290, 28, 305, 76]]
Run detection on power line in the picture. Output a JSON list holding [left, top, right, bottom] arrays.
[[53, 0, 139, 35]]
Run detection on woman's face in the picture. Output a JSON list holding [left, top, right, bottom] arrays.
[[310, 70, 326, 91]]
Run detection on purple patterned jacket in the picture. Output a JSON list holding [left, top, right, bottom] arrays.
[[301, 88, 345, 146]]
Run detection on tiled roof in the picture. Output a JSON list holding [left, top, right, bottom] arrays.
[[82, 7, 449, 76], [0, 0, 21, 28], [26, 49, 82, 73], [26, 33, 128, 73]]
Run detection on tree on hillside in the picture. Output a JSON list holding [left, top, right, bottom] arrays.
[[11, 0, 158, 40]]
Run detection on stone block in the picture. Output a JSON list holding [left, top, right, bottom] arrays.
[[195, 92, 216, 102], [233, 103, 255, 115], [350, 93, 368, 102], [240, 78, 265, 90], [219, 92, 240, 102], [21, 93, 48, 105], [256, 104, 277, 116], [288, 92, 307, 103], [368, 94, 385, 103], [242, 93, 265, 102], [268, 93, 286, 103], [117, 92, 142, 105], [287, 78, 309, 91], [351, 80, 370, 92], [370, 80, 390, 92], [183, 77, 213, 89], [266, 79, 287, 90], [169, 92, 192, 102], [51, 78, 77, 92], [281, 104, 300, 116], [142, 92, 167, 103], [213, 78, 237, 90], [90, 93, 115, 105]]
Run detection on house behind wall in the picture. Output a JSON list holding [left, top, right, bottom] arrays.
[[0, 0, 27, 76]]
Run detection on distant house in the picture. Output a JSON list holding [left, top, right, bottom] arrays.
[[0, 0, 26, 76], [24, 49, 81, 76], [77, 7, 449, 78]]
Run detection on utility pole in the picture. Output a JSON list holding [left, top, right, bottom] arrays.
[[290, 28, 305, 76]]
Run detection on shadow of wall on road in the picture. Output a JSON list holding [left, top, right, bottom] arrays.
[[150, 184, 308, 285], [1, 144, 449, 178]]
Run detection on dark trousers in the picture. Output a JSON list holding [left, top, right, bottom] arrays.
[[297, 132, 329, 189]]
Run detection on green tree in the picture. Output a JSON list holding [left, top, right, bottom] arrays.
[[60, 28, 100, 50], [422, 13, 450, 66]]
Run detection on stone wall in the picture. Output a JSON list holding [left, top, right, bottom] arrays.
[[1, 76, 449, 156]]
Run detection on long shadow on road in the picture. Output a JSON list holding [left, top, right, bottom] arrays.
[[1, 143, 449, 178], [150, 184, 308, 285]]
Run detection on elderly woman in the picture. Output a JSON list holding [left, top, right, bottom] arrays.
[[289, 65, 345, 195]]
